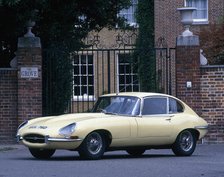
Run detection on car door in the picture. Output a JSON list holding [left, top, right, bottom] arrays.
[[136, 96, 173, 145]]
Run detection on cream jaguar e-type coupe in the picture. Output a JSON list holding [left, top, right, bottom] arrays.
[[17, 92, 208, 160]]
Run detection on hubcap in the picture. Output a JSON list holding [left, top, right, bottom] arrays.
[[86, 132, 102, 155], [180, 131, 193, 152]]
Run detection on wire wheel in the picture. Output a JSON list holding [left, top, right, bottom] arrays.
[[172, 130, 196, 156], [179, 131, 194, 152], [86, 132, 103, 155], [79, 131, 105, 160]]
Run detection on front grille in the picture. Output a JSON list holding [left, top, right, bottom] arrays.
[[23, 134, 45, 143]]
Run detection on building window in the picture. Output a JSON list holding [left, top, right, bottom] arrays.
[[73, 54, 94, 100], [118, 0, 138, 26], [185, 0, 208, 23], [118, 54, 140, 92]]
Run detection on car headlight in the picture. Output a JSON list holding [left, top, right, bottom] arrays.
[[59, 123, 76, 138], [17, 120, 28, 130]]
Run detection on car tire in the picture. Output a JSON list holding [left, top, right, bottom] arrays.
[[29, 148, 55, 159], [126, 149, 145, 156], [172, 130, 196, 156], [78, 131, 105, 160]]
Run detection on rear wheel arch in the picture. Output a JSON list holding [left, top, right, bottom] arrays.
[[175, 128, 200, 141], [188, 128, 200, 140]]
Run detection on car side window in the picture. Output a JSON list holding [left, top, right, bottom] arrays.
[[169, 98, 184, 114], [142, 97, 167, 115]]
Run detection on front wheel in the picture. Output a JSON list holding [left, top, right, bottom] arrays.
[[29, 148, 55, 159], [78, 131, 105, 160], [172, 130, 196, 156]]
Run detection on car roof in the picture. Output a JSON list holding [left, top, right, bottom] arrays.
[[101, 92, 176, 99], [100, 92, 198, 116]]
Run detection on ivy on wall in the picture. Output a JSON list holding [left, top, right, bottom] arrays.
[[42, 49, 73, 116], [200, 22, 224, 65], [135, 0, 155, 92]]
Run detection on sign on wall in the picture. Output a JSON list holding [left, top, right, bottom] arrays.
[[20, 67, 38, 78]]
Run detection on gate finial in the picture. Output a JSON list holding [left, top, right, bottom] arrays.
[[24, 20, 36, 37]]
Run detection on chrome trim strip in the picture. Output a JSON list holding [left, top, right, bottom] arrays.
[[195, 125, 209, 129], [47, 137, 82, 142]]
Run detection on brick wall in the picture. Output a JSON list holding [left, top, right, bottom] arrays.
[[200, 66, 224, 143], [0, 36, 42, 144], [155, 0, 224, 48], [176, 36, 201, 114], [155, 0, 182, 48], [176, 43, 202, 115], [176, 35, 224, 143], [0, 69, 17, 144], [17, 46, 42, 124]]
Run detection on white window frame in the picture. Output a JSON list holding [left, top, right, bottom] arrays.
[[118, 0, 138, 27], [184, 0, 208, 24], [116, 53, 140, 93], [72, 53, 95, 101]]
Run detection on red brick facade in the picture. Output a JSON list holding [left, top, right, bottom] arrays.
[[0, 69, 17, 144], [17, 37, 42, 125], [200, 66, 224, 143], [176, 36, 224, 143], [155, 0, 224, 48], [157, 1, 224, 143], [176, 39, 202, 115], [0, 37, 42, 144]]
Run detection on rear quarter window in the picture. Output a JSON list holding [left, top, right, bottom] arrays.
[[169, 98, 184, 114]]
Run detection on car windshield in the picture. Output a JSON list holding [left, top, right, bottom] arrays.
[[92, 96, 141, 116]]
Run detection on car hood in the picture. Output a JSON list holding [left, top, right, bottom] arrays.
[[25, 113, 112, 128]]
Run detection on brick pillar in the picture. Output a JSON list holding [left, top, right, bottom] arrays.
[[176, 35, 201, 115], [17, 36, 42, 124]]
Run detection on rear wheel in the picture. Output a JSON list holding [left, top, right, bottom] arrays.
[[126, 149, 145, 156], [78, 131, 105, 160], [172, 130, 196, 156], [29, 148, 55, 159]]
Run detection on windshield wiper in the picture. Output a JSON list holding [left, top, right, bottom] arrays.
[[102, 110, 117, 115]]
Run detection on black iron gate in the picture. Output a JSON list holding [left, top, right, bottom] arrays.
[[69, 47, 176, 113], [43, 32, 176, 114]]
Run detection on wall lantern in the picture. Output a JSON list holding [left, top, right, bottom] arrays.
[[177, 7, 197, 37]]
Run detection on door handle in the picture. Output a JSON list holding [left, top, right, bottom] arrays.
[[166, 115, 174, 121], [166, 117, 171, 121]]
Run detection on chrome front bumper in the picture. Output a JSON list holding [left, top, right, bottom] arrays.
[[16, 135, 82, 144]]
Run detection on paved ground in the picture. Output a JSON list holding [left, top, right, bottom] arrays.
[[0, 144, 224, 177]]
